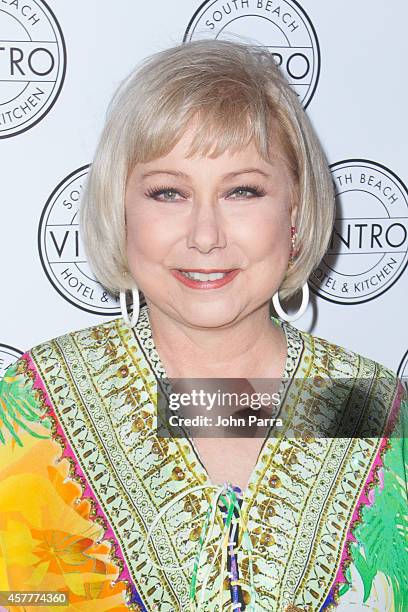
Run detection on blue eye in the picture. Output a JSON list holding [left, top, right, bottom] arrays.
[[145, 187, 185, 201], [229, 185, 266, 198], [144, 184, 266, 202]]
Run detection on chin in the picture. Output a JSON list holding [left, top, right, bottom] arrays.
[[173, 303, 241, 329], [145, 293, 239, 326]]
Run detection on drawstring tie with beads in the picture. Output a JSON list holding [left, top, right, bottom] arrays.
[[143, 482, 257, 611]]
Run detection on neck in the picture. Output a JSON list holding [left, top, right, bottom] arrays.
[[144, 300, 287, 379]]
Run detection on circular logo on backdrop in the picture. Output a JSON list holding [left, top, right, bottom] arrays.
[[310, 160, 408, 305], [38, 166, 121, 316], [0, 0, 66, 139], [184, 0, 320, 107], [0, 344, 23, 378]]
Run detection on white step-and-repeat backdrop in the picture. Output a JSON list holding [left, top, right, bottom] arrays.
[[1, 0, 407, 383]]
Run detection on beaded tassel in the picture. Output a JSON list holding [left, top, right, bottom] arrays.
[[143, 481, 257, 611], [189, 483, 257, 611]]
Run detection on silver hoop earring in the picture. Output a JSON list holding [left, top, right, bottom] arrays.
[[120, 288, 140, 328], [272, 282, 309, 323]]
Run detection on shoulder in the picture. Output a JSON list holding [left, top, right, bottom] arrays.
[[291, 322, 401, 381], [1, 317, 123, 379], [0, 318, 127, 445], [11, 316, 128, 374], [30, 316, 125, 356], [286, 322, 407, 437]]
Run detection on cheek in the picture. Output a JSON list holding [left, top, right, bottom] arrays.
[[238, 208, 290, 258], [126, 209, 170, 257]]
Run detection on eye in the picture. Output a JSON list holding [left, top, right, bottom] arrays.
[[228, 185, 266, 199], [144, 184, 266, 202], [145, 186, 187, 201]]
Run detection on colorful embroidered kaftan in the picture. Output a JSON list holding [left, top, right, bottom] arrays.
[[0, 304, 406, 611]]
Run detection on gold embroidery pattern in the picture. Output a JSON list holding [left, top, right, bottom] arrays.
[[27, 305, 400, 611]]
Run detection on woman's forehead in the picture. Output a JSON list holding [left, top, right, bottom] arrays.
[[134, 136, 283, 173], [127, 146, 289, 191]]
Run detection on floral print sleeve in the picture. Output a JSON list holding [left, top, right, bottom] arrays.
[[329, 381, 408, 612], [0, 353, 131, 612]]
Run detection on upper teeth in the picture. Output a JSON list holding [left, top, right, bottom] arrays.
[[180, 271, 229, 281]]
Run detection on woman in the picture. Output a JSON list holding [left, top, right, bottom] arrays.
[[0, 39, 406, 612]]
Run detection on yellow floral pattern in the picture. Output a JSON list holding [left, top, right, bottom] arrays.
[[0, 357, 135, 612]]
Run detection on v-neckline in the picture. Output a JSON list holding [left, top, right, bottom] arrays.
[[131, 303, 305, 509]]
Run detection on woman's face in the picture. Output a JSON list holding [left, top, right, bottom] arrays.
[[125, 126, 297, 328]]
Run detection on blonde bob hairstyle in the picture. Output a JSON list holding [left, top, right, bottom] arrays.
[[80, 38, 335, 302]]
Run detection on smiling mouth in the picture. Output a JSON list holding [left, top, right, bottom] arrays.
[[177, 269, 236, 280], [171, 268, 240, 287], [177, 268, 236, 272]]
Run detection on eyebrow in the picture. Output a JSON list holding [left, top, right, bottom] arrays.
[[141, 168, 271, 180]]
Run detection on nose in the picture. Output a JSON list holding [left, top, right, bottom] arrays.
[[186, 197, 227, 253]]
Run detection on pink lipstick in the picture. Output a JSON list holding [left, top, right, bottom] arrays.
[[171, 268, 240, 290]]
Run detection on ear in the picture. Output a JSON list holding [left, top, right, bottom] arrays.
[[290, 203, 298, 227]]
